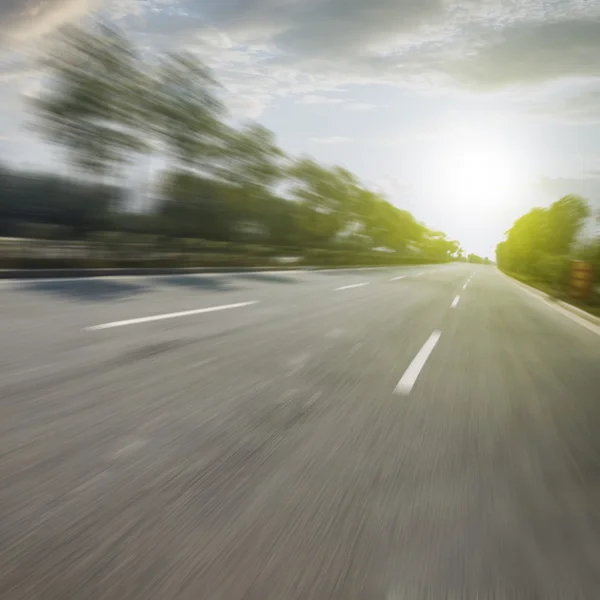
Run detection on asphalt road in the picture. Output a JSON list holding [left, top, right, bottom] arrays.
[[1, 264, 600, 599]]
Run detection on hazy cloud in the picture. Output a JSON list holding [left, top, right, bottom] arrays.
[[2, 0, 600, 123], [536, 175, 600, 211], [534, 87, 600, 124], [310, 136, 352, 144], [3, 1, 600, 101], [0, 0, 93, 41], [344, 102, 377, 111], [449, 19, 600, 89], [297, 95, 346, 105]]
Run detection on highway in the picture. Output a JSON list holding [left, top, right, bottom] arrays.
[[1, 263, 600, 599]]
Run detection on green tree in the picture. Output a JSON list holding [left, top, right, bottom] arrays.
[[357, 192, 424, 252], [422, 231, 460, 261], [215, 124, 287, 233], [150, 53, 225, 173], [289, 158, 357, 246], [32, 24, 147, 181], [545, 195, 590, 255], [26, 20, 463, 263], [496, 195, 591, 286], [218, 124, 285, 192], [158, 172, 234, 241]]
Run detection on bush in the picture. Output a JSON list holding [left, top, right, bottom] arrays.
[[535, 253, 570, 291]]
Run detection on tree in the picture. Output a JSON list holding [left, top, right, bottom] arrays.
[[357, 192, 424, 252], [215, 124, 287, 231], [545, 195, 590, 255], [149, 53, 225, 173], [25, 19, 463, 261], [158, 171, 234, 241], [32, 24, 147, 181], [289, 158, 357, 246], [503, 207, 549, 274], [0, 163, 117, 237], [422, 231, 460, 261], [496, 195, 591, 286], [217, 124, 285, 192]]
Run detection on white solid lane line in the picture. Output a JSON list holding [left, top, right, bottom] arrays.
[[390, 276, 406, 281], [503, 273, 600, 337], [335, 283, 369, 291], [451, 295, 460, 308], [86, 301, 259, 331], [394, 330, 442, 396]]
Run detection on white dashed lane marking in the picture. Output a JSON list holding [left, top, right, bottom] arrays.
[[86, 301, 259, 331], [394, 331, 442, 396], [335, 283, 369, 291]]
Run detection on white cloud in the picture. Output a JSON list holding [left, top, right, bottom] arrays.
[[227, 92, 274, 119], [3, 0, 600, 123], [344, 102, 377, 111], [536, 175, 600, 206], [310, 136, 352, 144], [531, 85, 600, 124], [374, 175, 412, 197], [0, 68, 38, 82], [296, 94, 345, 105], [446, 19, 600, 89], [0, 0, 93, 42]]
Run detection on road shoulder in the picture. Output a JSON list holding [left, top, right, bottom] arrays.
[[500, 270, 600, 336]]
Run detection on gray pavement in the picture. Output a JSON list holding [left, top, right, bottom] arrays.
[[1, 264, 600, 599]]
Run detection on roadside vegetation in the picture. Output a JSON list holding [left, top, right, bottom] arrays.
[[496, 195, 600, 315], [1, 23, 463, 270]]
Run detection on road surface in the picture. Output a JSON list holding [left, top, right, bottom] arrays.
[[1, 264, 600, 599]]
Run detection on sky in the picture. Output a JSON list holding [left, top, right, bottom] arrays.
[[1, 0, 599, 256]]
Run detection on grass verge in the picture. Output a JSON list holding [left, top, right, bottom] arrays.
[[504, 271, 600, 319]]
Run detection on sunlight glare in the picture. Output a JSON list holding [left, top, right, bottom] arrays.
[[429, 126, 527, 214]]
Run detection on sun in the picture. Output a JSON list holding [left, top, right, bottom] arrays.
[[442, 147, 512, 199], [427, 126, 526, 213]]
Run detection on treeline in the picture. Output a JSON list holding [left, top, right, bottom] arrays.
[[496, 195, 596, 293], [467, 254, 492, 265], [3, 22, 462, 265], [0, 166, 119, 238]]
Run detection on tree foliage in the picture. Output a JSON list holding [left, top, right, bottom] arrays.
[[149, 53, 225, 171], [495, 195, 591, 287], [32, 24, 147, 179], [0, 165, 119, 236], [22, 22, 459, 262]]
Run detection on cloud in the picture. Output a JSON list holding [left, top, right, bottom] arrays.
[[532, 86, 600, 124], [344, 102, 377, 111], [448, 19, 600, 89], [534, 175, 600, 241], [296, 95, 345, 105], [374, 175, 412, 198], [227, 92, 274, 119], [0, 66, 37, 82], [310, 136, 352, 144], [167, 1, 600, 126], [161, 1, 600, 85], [2, 0, 600, 123], [535, 175, 600, 212], [0, 0, 93, 42], [270, 0, 444, 58]]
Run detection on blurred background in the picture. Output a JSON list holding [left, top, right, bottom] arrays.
[[1, 25, 468, 272], [0, 20, 597, 307]]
